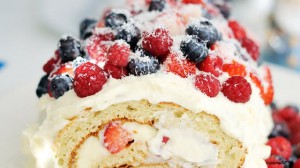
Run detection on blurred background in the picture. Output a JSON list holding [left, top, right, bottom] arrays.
[[0, 0, 300, 167]]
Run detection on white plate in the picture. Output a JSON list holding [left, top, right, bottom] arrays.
[[0, 64, 300, 167]]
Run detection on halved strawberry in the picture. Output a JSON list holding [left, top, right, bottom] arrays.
[[164, 53, 197, 78], [223, 61, 246, 77], [103, 121, 133, 154], [51, 63, 74, 78]]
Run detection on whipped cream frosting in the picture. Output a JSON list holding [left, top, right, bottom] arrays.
[[24, 72, 273, 168]]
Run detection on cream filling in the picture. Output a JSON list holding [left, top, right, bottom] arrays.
[[24, 73, 273, 168]]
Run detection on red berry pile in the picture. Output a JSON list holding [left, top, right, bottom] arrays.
[[266, 104, 300, 168]]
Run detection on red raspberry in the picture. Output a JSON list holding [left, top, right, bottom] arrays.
[[198, 55, 223, 77], [104, 62, 128, 79], [182, 0, 204, 4], [277, 106, 299, 122], [228, 20, 247, 41], [74, 62, 107, 98], [164, 53, 196, 78], [142, 27, 173, 57], [294, 159, 300, 168], [288, 116, 300, 136], [290, 132, 300, 145], [272, 113, 285, 123], [86, 32, 114, 62], [265, 155, 284, 168], [223, 61, 247, 77], [43, 51, 60, 74], [267, 137, 292, 160], [194, 73, 221, 97], [104, 121, 133, 154], [221, 76, 252, 103], [107, 41, 131, 67], [241, 37, 260, 61]]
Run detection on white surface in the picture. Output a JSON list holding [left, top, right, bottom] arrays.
[[1, 0, 300, 167]]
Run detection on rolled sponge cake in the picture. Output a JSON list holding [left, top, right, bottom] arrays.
[[55, 100, 245, 168], [23, 0, 275, 168]]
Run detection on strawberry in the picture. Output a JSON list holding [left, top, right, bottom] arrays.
[[267, 137, 292, 160], [241, 37, 260, 61], [228, 20, 247, 41], [43, 51, 60, 74], [104, 62, 128, 79], [74, 62, 107, 98], [198, 55, 223, 77], [51, 63, 74, 78], [103, 121, 133, 154], [142, 27, 173, 57], [162, 136, 170, 144], [265, 155, 284, 168], [223, 61, 247, 77], [164, 53, 196, 78], [107, 41, 131, 67], [194, 73, 221, 97], [221, 76, 252, 103]]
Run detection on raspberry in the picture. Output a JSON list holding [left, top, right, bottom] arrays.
[[43, 51, 60, 74], [294, 159, 300, 168], [86, 32, 114, 62], [267, 137, 292, 160], [182, 0, 204, 4], [223, 61, 247, 77], [74, 62, 107, 98], [277, 106, 299, 122], [194, 73, 221, 97], [228, 20, 247, 41], [221, 76, 252, 103], [265, 155, 284, 168], [241, 37, 260, 61], [290, 132, 300, 145], [104, 121, 133, 154], [288, 116, 300, 136], [104, 62, 128, 79], [107, 41, 131, 67], [142, 27, 173, 57], [164, 53, 196, 78], [198, 55, 223, 77]]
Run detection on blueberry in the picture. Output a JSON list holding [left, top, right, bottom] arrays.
[[180, 36, 208, 63], [128, 50, 160, 76], [186, 20, 219, 47], [274, 155, 289, 168], [115, 23, 141, 49], [268, 121, 290, 139], [105, 11, 127, 29], [36, 74, 49, 98], [289, 155, 298, 167], [79, 18, 97, 40], [149, 0, 166, 12], [50, 75, 73, 99], [58, 36, 84, 63]]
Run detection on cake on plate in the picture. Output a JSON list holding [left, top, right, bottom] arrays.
[[23, 0, 274, 167]]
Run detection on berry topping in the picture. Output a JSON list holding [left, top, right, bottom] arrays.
[[79, 18, 97, 40], [51, 63, 74, 77], [36, 75, 49, 98], [105, 11, 127, 29], [221, 76, 252, 103], [223, 61, 247, 77], [115, 23, 141, 49], [265, 155, 285, 168], [241, 37, 260, 61], [268, 121, 290, 139], [107, 41, 131, 67], [164, 53, 196, 78], [162, 136, 170, 144], [277, 106, 299, 122], [142, 27, 173, 57], [186, 20, 219, 47], [294, 159, 300, 168], [74, 62, 107, 98], [198, 55, 223, 77], [43, 51, 60, 74], [58, 36, 84, 63], [194, 73, 221, 97], [180, 36, 208, 63], [149, 0, 166, 11], [103, 121, 133, 154], [267, 137, 292, 160], [49, 75, 73, 99], [182, 0, 204, 4], [104, 62, 128, 79], [128, 51, 160, 76], [228, 20, 247, 41]]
